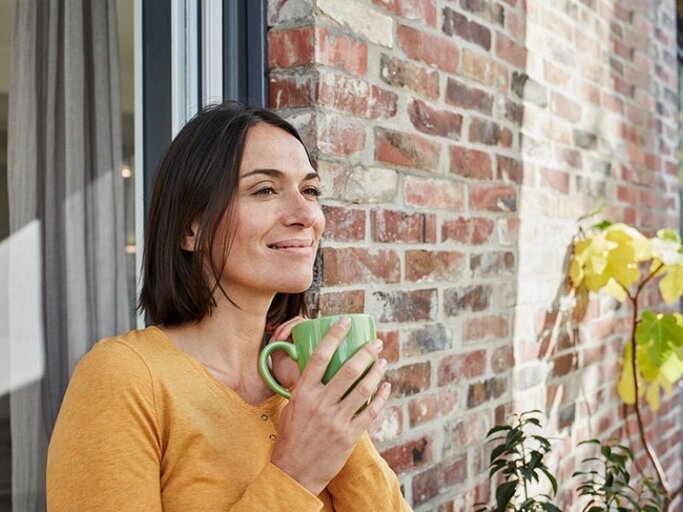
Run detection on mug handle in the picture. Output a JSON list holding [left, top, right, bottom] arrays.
[[258, 341, 299, 399]]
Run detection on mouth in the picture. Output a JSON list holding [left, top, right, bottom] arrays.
[[267, 239, 315, 255]]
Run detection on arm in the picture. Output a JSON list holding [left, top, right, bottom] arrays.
[[47, 340, 324, 512], [46, 340, 163, 512], [327, 433, 412, 511]]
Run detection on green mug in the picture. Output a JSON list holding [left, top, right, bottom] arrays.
[[258, 314, 377, 399]]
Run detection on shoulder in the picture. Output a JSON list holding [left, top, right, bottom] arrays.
[[77, 327, 171, 375], [68, 327, 174, 400]]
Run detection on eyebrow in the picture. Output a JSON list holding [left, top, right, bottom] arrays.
[[240, 168, 320, 181]]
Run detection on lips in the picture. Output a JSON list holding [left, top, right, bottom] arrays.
[[267, 239, 313, 249]]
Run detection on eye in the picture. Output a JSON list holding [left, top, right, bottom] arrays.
[[253, 186, 277, 196], [302, 186, 321, 198]]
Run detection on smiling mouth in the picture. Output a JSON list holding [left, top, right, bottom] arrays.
[[267, 240, 314, 254]]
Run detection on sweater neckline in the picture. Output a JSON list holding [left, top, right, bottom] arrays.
[[146, 325, 286, 415]]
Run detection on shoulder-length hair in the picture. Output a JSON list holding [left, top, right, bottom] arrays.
[[138, 102, 312, 326]]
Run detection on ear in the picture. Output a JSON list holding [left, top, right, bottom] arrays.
[[181, 220, 200, 252]]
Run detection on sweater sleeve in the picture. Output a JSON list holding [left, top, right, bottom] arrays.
[[46, 340, 163, 512], [327, 433, 412, 511], [228, 463, 324, 512]]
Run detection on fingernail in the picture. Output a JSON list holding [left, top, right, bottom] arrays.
[[338, 317, 351, 329], [374, 339, 384, 351], [376, 358, 387, 370]]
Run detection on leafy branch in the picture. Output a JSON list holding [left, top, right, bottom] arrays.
[[569, 220, 683, 509]]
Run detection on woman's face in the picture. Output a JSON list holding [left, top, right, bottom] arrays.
[[218, 123, 325, 300]]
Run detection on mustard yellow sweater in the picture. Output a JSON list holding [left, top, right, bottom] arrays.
[[46, 327, 411, 511]]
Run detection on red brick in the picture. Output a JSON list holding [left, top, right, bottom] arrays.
[[318, 290, 365, 316], [551, 92, 582, 122], [385, 361, 432, 396], [317, 27, 368, 76], [318, 113, 366, 156], [397, 24, 459, 72], [500, 127, 513, 148], [469, 185, 517, 211], [463, 315, 509, 342], [370, 289, 437, 322], [369, 404, 403, 444], [459, 0, 504, 25], [491, 345, 514, 373], [322, 247, 400, 286], [438, 350, 486, 385], [472, 218, 494, 244], [377, 330, 400, 363], [467, 377, 506, 408], [380, 54, 440, 99], [462, 48, 508, 89], [373, 0, 437, 26], [372, 209, 435, 243], [404, 176, 464, 209], [405, 250, 466, 282], [268, 27, 315, 68], [645, 153, 661, 172], [424, 215, 437, 243], [497, 156, 524, 184], [544, 59, 571, 88], [407, 98, 463, 138], [408, 389, 458, 426], [446, 79, 494, 115], [469, 118, 501, 145], [496, 32, 527, 69], [269, 73, 315, 109], [317, 72, 397, 119], [321, 206, 365, 242], [556, 147, 583, 169], [470, 251, 514, 277], [444, 411, 490, 451], [315, 160, 351, 198], [552, 353, 577, 377], [498, 217, 519, 245], [441, 217, 469, 243], [540, 6, 573, 41], [444, 284, 492, 316], [413, 456, 468, 505], [369, 86, 400, 119], [539, 167, 570, 194], [442, 7, 491, 50], [380, 435, 433, 474], [450, 146, 492, 179], [375, 127, 440, 171]]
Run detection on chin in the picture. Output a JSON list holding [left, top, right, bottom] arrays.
[[274, 277, 314, 294]]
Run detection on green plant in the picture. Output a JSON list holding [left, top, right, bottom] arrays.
[[476, 410, 560, 512], [573, 439, 665, 512], [569, 218, 683, 508], [478, 413, 667, 512]]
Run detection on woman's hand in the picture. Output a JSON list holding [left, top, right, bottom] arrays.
[[267, 316, 306, 388], [270, 317, 391, 496]]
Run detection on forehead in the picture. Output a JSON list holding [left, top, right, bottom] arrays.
[[240, 123, 313, 175]]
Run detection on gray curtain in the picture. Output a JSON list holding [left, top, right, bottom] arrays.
[[7, 0, 130, 509]]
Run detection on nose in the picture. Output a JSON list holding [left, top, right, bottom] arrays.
[[282, 191, 324, 229]]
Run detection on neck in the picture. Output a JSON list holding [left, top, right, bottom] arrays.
[[160, 290, 275, 399]]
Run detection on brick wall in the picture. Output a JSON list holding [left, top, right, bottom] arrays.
[[267, 0, 682, 510]]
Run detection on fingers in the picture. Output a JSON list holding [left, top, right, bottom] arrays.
[[269, 315, 305, 341], [325, 338, 384, 402], [298, 317, 351, 388], [351, 381, 391, 431]]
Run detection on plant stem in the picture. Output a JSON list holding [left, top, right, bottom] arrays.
[[627, 291, 670, 498]]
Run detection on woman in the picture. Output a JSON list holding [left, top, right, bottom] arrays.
[[46, 103, 410, 511]]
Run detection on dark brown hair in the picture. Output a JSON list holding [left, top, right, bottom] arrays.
[[138, 102, 312, 326]]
